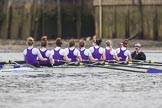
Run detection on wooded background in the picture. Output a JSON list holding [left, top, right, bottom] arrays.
[[0, 0, 162, 40]]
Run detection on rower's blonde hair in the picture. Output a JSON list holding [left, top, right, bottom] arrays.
[[27, 37, 34, 46], [106, 40, 112, 50]]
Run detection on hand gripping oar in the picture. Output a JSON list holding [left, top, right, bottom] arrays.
[[52, 60, 84, 67]]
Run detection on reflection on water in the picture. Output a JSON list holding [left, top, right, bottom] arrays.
[[0, 52, 162, 108]]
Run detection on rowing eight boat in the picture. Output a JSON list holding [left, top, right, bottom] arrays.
[[0, 65, 112, 76], [0, 63, 162, 76]]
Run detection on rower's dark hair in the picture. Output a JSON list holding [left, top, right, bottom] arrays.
[[122, 40, 128, 47], [69, 39, 75, 47], [79, 40, 85, 48], [93, 38, 102, 46], [56, 38, 62, 47], [27, 36, 34, 46], [40, 35, 48, 47]]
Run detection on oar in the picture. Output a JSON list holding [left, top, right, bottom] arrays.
[[144, 60, 162, 64], [83, 60, 162, 73], [131, 60, 162, 66], [107, 62, 149, 70], [0, 60, 36, 69], [147, 68, 162, 73], [83, 60, 149, 70], [106, 61, 162, 73], [134, 62, 162, 66], [0, 60, 21, 69], [53, 60, 83, 67], [85, 64, 145, 73], [89, 64, 162, 73], [127, 31, 141, 41], [0, 60, 13, 65], [132, 59, 162, 65]]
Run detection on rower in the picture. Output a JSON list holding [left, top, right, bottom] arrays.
[[105, 40, 120, 61], [131, 43, 146, 60], [50, 38, 71, 65], [39, 36, 53, 67], [65, 39, 82, 62], [23, 36, 47, 67], [116, 40, 132, 62], [89, 38, 106, 61], [79, 39, 96, 63]]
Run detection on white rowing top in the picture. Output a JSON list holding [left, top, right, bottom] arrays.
[[115, 47, 131, 56], [39, 47, 52, 58], [105, 47, 117, 56], [50, 47, 67, 58], [23, 46, 43, 58], [80, 47, 92, 56], [64, 47, 81, 57], [89, 45, 105, 54]]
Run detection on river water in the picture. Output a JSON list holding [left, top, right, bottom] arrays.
[[0, 51, 162, 108]]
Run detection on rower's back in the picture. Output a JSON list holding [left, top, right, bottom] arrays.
[[116, 40, 132, 61]]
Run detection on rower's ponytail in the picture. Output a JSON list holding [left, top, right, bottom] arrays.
[[93, 38, 102, 46], [106, 40, 112, 50]]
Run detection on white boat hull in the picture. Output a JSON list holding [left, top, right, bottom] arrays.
[[0, 64, 161, 75], [0, 66, 112, 76]]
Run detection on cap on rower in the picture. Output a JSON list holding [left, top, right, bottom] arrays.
[[134, 43, 141, 49]]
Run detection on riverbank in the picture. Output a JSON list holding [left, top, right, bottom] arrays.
[[0, 39, 162, 52]]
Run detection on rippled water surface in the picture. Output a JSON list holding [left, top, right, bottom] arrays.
[[0, 51, 162, 108]]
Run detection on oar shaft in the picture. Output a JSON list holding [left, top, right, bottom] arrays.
[[86, 64, 145, 73], [132, 62, 162, 66], [127, 32, 140, 41], [132, 59, 162, 65], [109, 63, 148, 69]]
